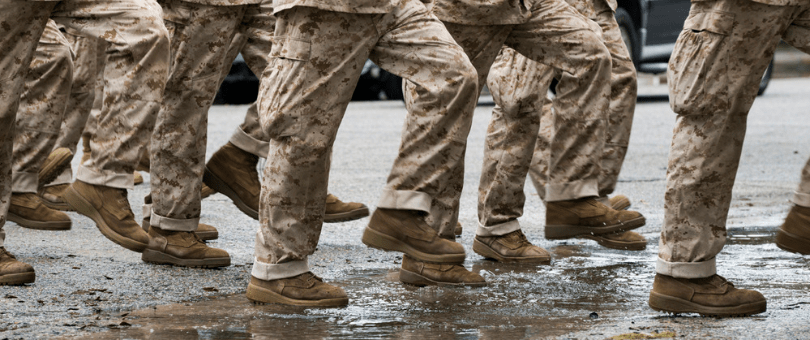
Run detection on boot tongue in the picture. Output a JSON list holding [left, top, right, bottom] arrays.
[[112, 189, 134, 220]]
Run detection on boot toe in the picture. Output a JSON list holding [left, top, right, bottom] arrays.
[[205, 247, 230, 259]]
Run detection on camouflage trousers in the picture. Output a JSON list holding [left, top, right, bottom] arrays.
[[441, 0, 612, 236], [48, 29, 105, 188], [11, 20, 73, 193], [659, 0, 810, 278], [0, 0, 169, 248], [149, 0, 275, 231], [253, 0, 476, 281], [478, 0, 636, 235]]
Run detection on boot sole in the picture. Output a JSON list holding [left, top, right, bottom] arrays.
[[648, 291, 766, 317], [472, 239, 551, 264], [38, 149, 73, 188], [63, 187, 147, 252], [7, 212, 71, 230], [324, 207, 370, 223], [0, 271, 35, 285], [196, 230, 219, 241], [246, 282, 348, 307], [142, 249, 230, 268], [611, 198, 631, 211], [203, 167, 258, 220], [399, 269, 487, 287], [40, 198, 74, 212], [362, 227, 465, 264], [579, 234, 647, 251], [545, 216, 646, 240], [775, 229, 810, 255]]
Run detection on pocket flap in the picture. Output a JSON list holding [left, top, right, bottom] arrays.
[[270, 36, 311, 61], [684, 10, 735, 35]]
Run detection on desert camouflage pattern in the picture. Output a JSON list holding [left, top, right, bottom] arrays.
[[438, 0, 611, 233], [272, 0, 394, 15], [0, 3, 54, 247], [48, 29, 105, 187], [149, 0, 275, 231], [252, 0, 476, 280], [11, 21, 73, 193], [520, 0, 638, 205], [659, 0, 810, 278], [795, 157, 810, 209]]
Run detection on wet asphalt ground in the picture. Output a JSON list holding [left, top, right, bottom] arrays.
[[3, 74, 810, 339]]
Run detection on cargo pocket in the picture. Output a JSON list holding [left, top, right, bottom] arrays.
[[667, 10, 735, 116], [259, 36, 311, 138]]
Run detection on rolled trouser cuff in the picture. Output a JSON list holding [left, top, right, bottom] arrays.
[[76, 164, 133, 190], [545, 178, 600, 202], [377, 188, 431, 213], [252, 257, 310, 281], [476, 219, 521, 237], [656, 257, 716, 279], [46, 167, 73, 187], [229, 127, 269, 159], [142, 203, 152, 221], [150, 211, 199, 232], [792, 191, 810, 208], [11, 172, 38, 193]]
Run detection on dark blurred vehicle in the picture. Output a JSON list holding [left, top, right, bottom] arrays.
[[213, 58, 403, 105]]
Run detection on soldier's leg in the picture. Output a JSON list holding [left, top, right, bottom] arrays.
[[590, 1, 637, 198], [501, 0, 643, 241], [145, 0, 247, 268], [360, 0, 482, 286], [204, 3, 370, 223], [249, 6, 380, 307], [0, 2, 55, 286], [474, 47, 553, 263], [8, 20, 74, 232], [776, 8, 810, 256], [40, 29, 100, 211], [652, 0, 804, 317], [54, 0, 170, 253]]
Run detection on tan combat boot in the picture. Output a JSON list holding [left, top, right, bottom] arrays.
[[362, 208, 466, 263], [38, 148, 73, 188], [142, 195, 219, 241], [8, 193, 72, 230], [473, 230, 551, 263], [133, 171, 144, 185], [63, 180, 149, 252], [141, 227, 230, 268], [577, 195, 647, 250], [649, 274, 766, 317], [545, 197, 645, 240], [399, 255, 486, 287], [200, 183, 216, 200], [39, 183, 73, 211], [776, 204, 810, 255], [80, 135, 90, 164], [454, 222, 462, 236], [246, 272, 349, 307], [203, 142, 259, 219], [324, 194, 369, 223], [0, 247, 35, 285]]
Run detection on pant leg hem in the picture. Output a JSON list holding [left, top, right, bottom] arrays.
[[76, 165, 133, 189], [377, 188, 431, 213], [656, 257, 716, 278], [792, 191, 810, 208], [11, 172, 38, 193], [150, 211, 199, 231], [476, 219, 521, 236], [229, 127, 269, 158], [251, 257, 310, 281], [545, 178, 599, 202], [46, 167, 73, 186]]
